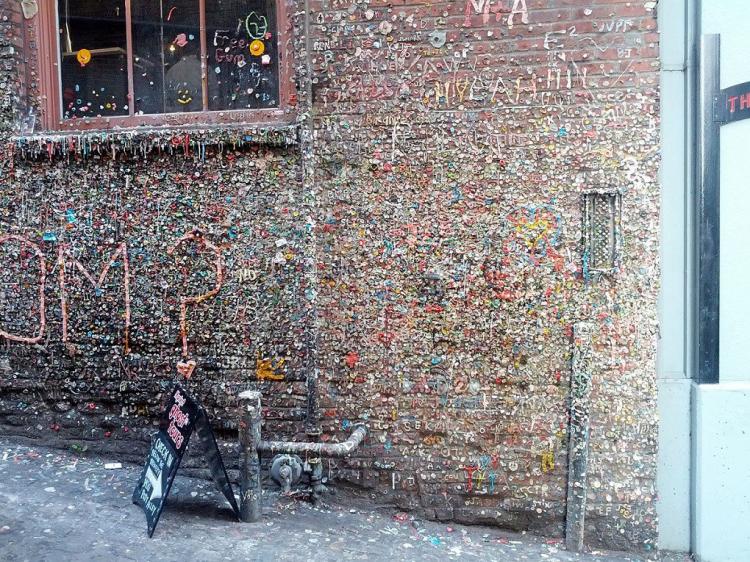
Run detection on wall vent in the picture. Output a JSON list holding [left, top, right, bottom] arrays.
[[583, 192, 621, 275]]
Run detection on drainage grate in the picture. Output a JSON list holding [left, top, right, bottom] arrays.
[[583, 192, 621, 274]]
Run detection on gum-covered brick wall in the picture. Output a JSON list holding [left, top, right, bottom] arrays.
[[309, 0, 659, 552], [0, 0, 660, 552], [0, 143, 309, 438], [0, 3, 311, 452]]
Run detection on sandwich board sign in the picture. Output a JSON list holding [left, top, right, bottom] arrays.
[[132, 384, 240, 536]]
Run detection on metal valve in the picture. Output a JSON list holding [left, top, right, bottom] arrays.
[[270, 454, 303, 493]]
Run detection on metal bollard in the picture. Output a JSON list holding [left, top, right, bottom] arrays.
[[238, 390, 262, 522]]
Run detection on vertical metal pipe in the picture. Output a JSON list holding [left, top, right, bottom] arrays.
[[239, 390, 262, 522], [565, 322, 594, 552]]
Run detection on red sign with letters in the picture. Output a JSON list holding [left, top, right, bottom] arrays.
[[718, 81, 750, 125]]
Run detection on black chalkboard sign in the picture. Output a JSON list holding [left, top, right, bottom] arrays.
[[132, 384, 239, 537], [195, 409, 241, 517]]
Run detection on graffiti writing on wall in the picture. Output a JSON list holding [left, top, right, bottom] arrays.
[[0, 229, 225, 357]]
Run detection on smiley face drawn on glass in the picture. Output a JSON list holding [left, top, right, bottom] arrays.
[[176, 87, 194, 106], [164, 55, 216, 112]]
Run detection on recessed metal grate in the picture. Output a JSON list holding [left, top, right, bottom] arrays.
[[583, 192, 621, 274]]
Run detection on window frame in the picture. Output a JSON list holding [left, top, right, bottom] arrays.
[[34, 0, 295, 132]]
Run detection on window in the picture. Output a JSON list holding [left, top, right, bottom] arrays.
[[35, 0, 292, 131]]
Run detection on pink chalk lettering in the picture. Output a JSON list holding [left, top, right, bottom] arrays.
[[57, 242, 131, 354], [0, 235, 46, 344], [167, 420, 184, 449], [167, 230, 224, 357]]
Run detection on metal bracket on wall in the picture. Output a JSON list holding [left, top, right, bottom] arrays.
[[712, 95, 725, 124]]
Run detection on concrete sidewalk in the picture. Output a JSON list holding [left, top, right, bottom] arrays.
[[0, 439, 689, 562]]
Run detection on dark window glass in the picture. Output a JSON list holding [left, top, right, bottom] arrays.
[[58, 0, 128, 119], [56, 0, 280, 120], [132, 0, 206, 114], [206, 0, 279, 110]]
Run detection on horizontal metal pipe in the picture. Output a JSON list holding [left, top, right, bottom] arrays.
[[257, 424, 367, 458]]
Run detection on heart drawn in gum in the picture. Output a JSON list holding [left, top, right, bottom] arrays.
[[176, 360, 196, 379]]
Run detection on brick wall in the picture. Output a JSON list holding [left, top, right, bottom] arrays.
[[308, 0, 660, 551], [0, 0, 660, 552], [0, 0, 312, 471]]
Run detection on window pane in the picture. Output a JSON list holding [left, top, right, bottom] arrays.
[[58, 0, 128, 119], [132, 0, 205, 114], [206, 0, 280, 110]]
